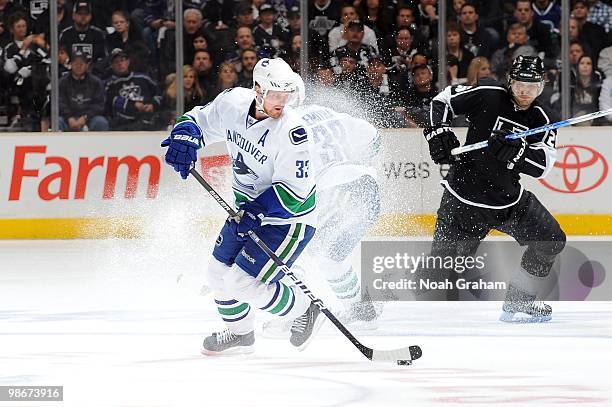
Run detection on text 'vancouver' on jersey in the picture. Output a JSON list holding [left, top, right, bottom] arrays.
[[181, 87, 317, 227]]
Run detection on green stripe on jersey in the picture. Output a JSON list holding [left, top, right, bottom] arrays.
[[273, 184, 316, 215]]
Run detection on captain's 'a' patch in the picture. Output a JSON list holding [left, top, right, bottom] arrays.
[[289, 126, 308, 145]]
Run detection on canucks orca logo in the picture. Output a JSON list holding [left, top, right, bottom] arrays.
[[289, 126, 308, 145], [232, 152, 259, 180]]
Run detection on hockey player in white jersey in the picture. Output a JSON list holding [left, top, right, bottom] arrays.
[[263, 74, 383, 337], [161, 58, 324, 355], [298, 103, 382, 325]]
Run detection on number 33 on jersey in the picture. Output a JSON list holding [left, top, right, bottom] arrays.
[[181, 87, 318, 227]]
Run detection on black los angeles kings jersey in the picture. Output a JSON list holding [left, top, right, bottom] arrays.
[[429, 81, 558, 208]]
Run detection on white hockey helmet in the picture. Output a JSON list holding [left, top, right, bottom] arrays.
[[252, 58, 299, 112]]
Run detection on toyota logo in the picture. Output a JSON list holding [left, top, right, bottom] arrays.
[[539, 145, 608, 193]]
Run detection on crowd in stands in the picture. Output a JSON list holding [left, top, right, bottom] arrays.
[[1, 0, 612, 131]]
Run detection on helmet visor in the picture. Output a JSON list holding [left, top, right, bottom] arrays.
[[510, 79, 543, 99], [265, 89, 295, 104], [261, 89, 298, 109]]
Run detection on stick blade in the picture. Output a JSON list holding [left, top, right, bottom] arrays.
[[371, 345, 422, 363]]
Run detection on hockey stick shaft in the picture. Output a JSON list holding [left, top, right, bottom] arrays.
[[451, 107, 612, 156], [188, 168, 421, 362]]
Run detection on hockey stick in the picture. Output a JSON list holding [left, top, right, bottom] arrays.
[[450, 107, 612, 156], [189, 167, 422, 364]]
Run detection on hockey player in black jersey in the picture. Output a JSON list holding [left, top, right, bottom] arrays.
[[423, 55, 566, 322]]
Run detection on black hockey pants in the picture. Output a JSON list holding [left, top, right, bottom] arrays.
[[424, 189, 566, 298]]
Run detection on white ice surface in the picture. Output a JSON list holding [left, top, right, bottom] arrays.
[[1, 239, 611, 407]]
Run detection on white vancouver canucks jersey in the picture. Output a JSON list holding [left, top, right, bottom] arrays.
[[296, 104, 379, 190], [182, 87, 317, 227]]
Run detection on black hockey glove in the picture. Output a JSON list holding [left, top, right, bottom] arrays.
[[423, 126, 460, 164], [488, 129, 527, 169]]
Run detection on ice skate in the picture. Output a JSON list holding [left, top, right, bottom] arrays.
[[499, 285, 552, 323], [289, 302, 326, 350], [201, 329, 255, 356]]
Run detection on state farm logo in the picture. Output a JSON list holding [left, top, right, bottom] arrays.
[[539, 145, 608, 193]]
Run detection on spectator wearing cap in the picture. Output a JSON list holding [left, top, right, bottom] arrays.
[[252, 3, 289, 56], [330, 47, 365, 93], [286, 6, 301, 37], [359, 55, 409, 128], [237, 48, 258, 88], [405, 63, 438, 127], [233, 3, 255, 29], [106, 10, 150, 76], [328, 5, 378, 54], [104, 48, 163, 131], [59, 1, 108, 75], [330, 20, 377, 73], [58, 52, 108, 131]]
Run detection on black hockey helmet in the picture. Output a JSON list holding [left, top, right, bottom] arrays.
[[508, 55, 545, 83]]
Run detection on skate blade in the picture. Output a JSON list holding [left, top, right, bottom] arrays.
[[499, 311, 552, 323], [201, 345, 255, 356], [295, 316, 327, 352]]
